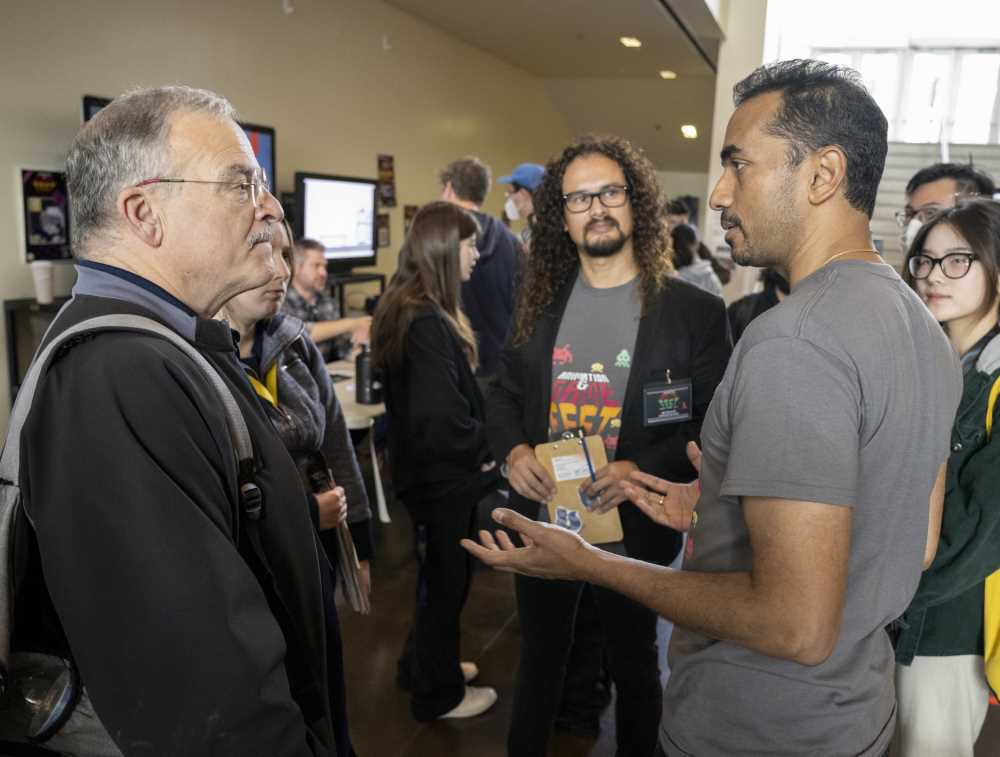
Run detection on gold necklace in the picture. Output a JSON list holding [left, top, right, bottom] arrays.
[[824, 247, 882, 266]]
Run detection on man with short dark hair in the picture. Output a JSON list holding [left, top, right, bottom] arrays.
[[467, 60, 961, 757], [898, 162, 996, 249], [17, 86, 341, 754], [664, 198, 691, 230], [498, 162, 545, 249], [283, 237, 371, 361], [440, 156, 523, 378]]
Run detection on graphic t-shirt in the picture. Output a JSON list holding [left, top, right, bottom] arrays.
[[549, 273, 641, 459]]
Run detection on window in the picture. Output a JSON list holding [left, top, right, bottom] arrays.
[[951, 53, 1000, 143]]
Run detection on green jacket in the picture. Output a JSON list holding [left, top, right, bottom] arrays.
[[896, 333, 1000, 664]]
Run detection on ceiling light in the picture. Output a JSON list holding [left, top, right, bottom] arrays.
[[681, 124, 698, 139], [619, 37, 642, 48], [659, 70, 678, 80]]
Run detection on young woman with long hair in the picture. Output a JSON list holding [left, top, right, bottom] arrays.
[[371, 201, 500, 721], [896, 198, 1000, 755]]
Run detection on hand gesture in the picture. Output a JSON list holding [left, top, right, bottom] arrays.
[[619, 442, 702, 531], [461, 508, 594, 581]]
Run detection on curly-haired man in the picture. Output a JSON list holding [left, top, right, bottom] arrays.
[[485, 135, 732, 756]]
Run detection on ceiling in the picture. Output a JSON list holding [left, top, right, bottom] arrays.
[[384, 0, 723, 171]]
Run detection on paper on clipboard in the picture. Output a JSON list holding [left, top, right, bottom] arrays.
[[534, 435, 623, 545]]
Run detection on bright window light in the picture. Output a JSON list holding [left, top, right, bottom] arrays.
[[659, 70, 678, 79], [681, 124, 698, 139], [619, 37, 642, 48]]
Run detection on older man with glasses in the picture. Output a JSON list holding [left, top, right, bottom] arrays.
[[7, 86, 343, 756]]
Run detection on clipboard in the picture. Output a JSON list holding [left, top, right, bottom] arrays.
[[534, 435, 624, 545]]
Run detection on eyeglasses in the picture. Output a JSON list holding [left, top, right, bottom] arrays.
[[894, 193, 979, 228], [135, 169, 270, 206], [906, 251, 978, 279], [563, 184, 629, 214]]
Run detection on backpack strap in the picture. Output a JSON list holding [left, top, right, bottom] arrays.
[[0, 314, 326, 727], [0, 314, 260, 681]]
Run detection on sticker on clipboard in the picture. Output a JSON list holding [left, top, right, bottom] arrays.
[[551, 454, 591, 482]]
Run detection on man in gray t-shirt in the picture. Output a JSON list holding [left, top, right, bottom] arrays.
[[465, 60, 962, 757], [662, 259, 959, 755]]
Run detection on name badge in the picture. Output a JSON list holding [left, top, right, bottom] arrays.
[[643, 379, 693, 426]]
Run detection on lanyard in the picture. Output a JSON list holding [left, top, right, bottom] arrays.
[[249, 363, 279, 408]]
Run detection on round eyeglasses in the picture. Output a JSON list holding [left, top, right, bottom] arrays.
[[907, 252, 978, 280], [562, 184, 629, 214]]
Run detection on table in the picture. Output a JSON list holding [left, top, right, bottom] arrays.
[[328, 360, 390, 524]]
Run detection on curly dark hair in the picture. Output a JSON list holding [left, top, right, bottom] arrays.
[[512, 135, 671, 345]]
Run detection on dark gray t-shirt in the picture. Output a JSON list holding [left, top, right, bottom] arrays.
[[661, 261, 961, 757], [548, 273, 641, 458]]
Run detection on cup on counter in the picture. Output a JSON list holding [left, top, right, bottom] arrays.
[[29, 260, 54, 305]]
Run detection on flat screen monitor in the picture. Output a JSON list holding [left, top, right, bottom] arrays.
[[295, 172, 377, 271], [80, 97, 275, 190]]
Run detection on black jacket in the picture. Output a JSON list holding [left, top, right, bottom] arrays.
[[382, 307, 498, 503], [460, 211, 524, 377], [488, 272, 732, 565], [18, 293, 335, 756], [250, 314, 374, 561]]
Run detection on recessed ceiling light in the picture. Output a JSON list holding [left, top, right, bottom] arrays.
[[619, 37, 642, 48], [681, 124, 698, 139], [659, 70, 678, 80]]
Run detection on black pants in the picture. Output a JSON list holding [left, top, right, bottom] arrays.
[[509, 573, 662, 757], [397, 494, 478, 720]]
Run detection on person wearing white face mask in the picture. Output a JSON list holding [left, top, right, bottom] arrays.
[[896, 163, 995, 250], [440, 156, 525, 381], [499, 162, 545, 250]]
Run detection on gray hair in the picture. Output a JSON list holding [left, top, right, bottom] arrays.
[[66, 85, 238, 257]]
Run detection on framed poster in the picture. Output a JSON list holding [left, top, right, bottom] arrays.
[[21, 170, 71, 261], [377, 154, 396, 207], [403, 204, 419, 235], [376, 213, 390, 248]]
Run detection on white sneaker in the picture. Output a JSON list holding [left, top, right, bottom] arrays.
[[439, 685, 498, 719], [460, 661, 479, 683]]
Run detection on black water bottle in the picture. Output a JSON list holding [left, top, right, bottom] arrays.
[[356, 344, 375, 405]]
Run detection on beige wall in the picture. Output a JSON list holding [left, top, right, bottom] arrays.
[[0, 0, 571, 428]]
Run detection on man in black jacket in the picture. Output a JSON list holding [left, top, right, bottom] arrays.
[[440, 156, 524, 380], [15, 86, 339, 755], [486, 135, 731, 757]]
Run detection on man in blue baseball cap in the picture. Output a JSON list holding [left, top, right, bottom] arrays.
[[499, 163, 544, 249]]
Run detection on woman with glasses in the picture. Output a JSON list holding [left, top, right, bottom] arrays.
[[895, 199, 1000, 756], [371, 202, 500, 721]]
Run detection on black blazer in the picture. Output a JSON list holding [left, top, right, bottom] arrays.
[[487, 272, 732, 565], [383, 306, 497, 503]]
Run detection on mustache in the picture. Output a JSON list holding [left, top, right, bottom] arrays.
[[720, 212, 743, 230], [248, 229, 273, 248], [585, 217, 620, 233]]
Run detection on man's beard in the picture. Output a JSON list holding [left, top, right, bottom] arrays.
[[582, 220, 628, 258]]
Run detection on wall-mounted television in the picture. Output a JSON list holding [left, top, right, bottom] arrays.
[[294, 172, 377, 272], [80, 96, 276, 191]]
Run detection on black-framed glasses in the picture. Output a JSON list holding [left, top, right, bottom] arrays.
[[135, 168, 270, 207], [563, 184, 629, 214], [907, 251, 978, 279]]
